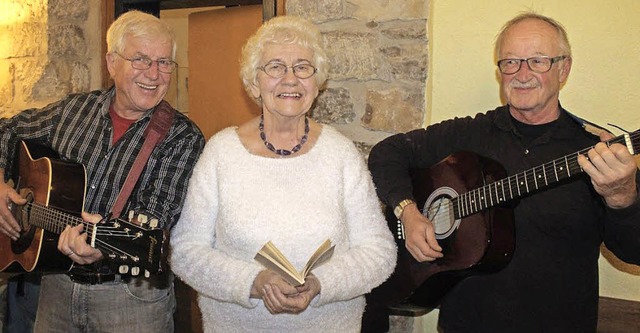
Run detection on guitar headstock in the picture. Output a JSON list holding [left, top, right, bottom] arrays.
[[91, 211, 169, 277]]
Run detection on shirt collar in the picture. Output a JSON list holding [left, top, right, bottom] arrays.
[[100, 86, 156, 122], [494, 103, 590, 141]]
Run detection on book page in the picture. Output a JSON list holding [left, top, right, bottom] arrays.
[[302, 239, 335, 277], [255, 241, 304, 285], [254, 239, 334, 286]]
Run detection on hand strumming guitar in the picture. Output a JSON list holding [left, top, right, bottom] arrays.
[[0, 170, 26, 241], [400, 203, 443, 263]]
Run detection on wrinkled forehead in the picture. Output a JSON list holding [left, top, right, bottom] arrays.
[[122, 34, 173, 56], [260, 43, 315, 63], [499, 19, 561, 57]]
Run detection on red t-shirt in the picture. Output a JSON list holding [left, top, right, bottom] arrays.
[[109, 104, 136, 144]]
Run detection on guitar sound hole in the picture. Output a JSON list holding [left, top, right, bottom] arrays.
[[428, 197, 455, 237], [423, 187, 460, 240]]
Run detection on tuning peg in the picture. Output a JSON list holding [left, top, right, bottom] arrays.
[[119, 265, 129, 274], [145, 270, 150, 278], [128, 210, 135, 222], [139, 214, 148, 226], [149, 218, 159, 228], [131, 267, 140, 276]]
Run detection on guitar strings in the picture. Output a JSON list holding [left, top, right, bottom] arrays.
[[24, 202, 141, 236], [19, 202, 145, 260], [424, 130, 639, 221]]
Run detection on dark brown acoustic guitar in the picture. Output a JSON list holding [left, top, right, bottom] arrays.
[[0, 140, 169, 277], [386, 129, 640, 309]]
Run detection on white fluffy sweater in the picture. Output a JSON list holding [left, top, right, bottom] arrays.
[[170, 125, 396, 333]]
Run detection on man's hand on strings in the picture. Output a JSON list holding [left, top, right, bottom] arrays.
[[57, 212, 104, 264], [578, 131, 638, 209]]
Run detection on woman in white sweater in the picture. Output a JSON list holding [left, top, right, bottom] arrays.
[[170, 16, 396, 332]]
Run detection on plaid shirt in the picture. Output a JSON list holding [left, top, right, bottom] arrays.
[[0, 88, 205, 229]]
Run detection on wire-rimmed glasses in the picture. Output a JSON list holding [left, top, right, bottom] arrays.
[[114, 52, 177, 74], [258, 62, 317, 79]]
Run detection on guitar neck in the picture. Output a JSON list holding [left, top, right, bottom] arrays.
[[26, 202, 85, 235], [25, 203, 104, 250], [454, 129, 640, 218]]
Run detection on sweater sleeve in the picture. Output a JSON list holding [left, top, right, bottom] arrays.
[[169, 135, 263, 308], [311, 140, 397, 306]]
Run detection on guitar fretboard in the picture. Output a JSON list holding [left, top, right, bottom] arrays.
[[453, 129, 640, 219], [25, 202, 84, 234], [23, 203, 141, 251]]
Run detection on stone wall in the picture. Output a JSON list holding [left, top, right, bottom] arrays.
[[0, 0, 100, 117], [287, 0, 428, 150]]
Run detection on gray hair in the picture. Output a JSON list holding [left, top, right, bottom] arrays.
[[240, 15, 329, 105], [495, 12, 572, 60], [107, 10, 177, 59]]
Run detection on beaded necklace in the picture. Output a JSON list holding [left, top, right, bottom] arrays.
[[259, 114, 309, 157]]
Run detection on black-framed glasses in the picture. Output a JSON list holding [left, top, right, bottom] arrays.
[[114, 52, 177, 74], [258, 62, 317, 79], [497, 55, 567, 75]]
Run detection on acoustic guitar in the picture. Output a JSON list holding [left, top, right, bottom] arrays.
[[387, 129, 640, 308], [0, 141, 169, 277]]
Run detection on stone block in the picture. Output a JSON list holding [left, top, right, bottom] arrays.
[[31, 61, 69, 101], [380, 44, 427, 82], [380, 20, 427, 40], [286, 0, 344, 23], [323, 31, 392, 81], [0, 61, 14, 110], [0, 23, 48, 58], [70, 61, 90, 93], [48, 0, 89, 21], [311, 87, 355, 124], [349, 0, 427, 21], [48, 24, 86, 57], [0, 0, 47, 22], [12, 58, 46, 102], [363, 87, 424, 133]]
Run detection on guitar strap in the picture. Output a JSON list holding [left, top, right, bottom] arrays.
[[110, 100, 175, 220], [566, 111, 612, 137]]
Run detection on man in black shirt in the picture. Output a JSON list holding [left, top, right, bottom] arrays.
[[364, 12, 640, 333]]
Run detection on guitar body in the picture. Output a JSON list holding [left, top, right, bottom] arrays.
[[1, 141, 169, 276], [387, 152, 515, 308], [0, 141, 82, 272]]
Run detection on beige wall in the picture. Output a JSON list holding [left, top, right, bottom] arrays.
[[429, 0, 640, 127], [419, 0, 640, 330]]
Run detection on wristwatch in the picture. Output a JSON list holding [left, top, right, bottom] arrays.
[[393, 199, 416, 219]]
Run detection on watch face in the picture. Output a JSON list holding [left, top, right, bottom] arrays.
[[394, 206, 402, 218]]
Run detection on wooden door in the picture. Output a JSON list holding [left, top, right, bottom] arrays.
[[188, 5, 263, 140]]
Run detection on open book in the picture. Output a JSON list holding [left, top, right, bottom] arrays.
[[254, 239, 335, 286]]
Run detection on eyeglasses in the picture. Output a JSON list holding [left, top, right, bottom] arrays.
[[497, 55, 567, 75], [113, 52, 177, 74], [258, 62, 317, 79]]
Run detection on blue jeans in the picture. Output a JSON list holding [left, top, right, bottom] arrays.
[[5, 273, 40, 333], [34, 273, 175, 333]]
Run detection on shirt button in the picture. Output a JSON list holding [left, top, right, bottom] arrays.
[[91, 185, 96, 189], [524, 149, 529, 154]]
